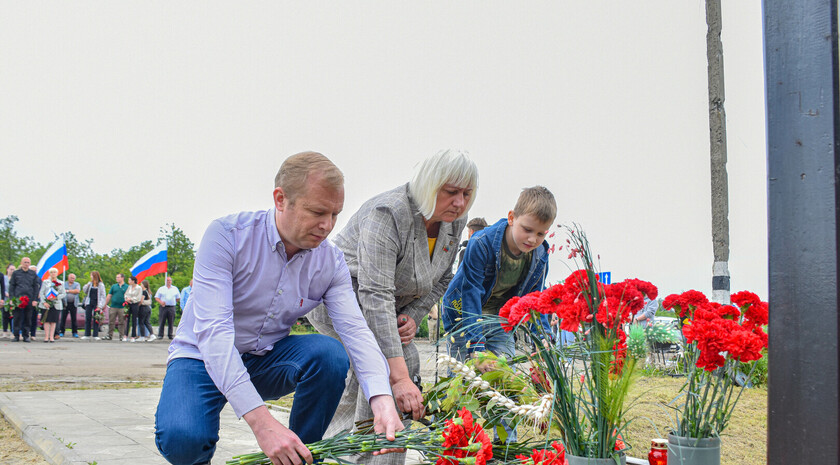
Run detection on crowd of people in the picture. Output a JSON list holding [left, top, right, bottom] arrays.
[[0, 261, 192, 343]]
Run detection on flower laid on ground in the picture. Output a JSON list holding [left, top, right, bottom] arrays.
[[663, 289, 769, 438], [515, 441, 568, 465], [228, 408, 493, 465], [437, 408, 493, 465]]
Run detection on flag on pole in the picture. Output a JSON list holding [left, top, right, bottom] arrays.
[[130, 242, 168, 282], [36, 237, 69, 281]]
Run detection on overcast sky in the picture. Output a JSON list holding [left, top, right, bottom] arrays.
[[0, 1, 767, 299]]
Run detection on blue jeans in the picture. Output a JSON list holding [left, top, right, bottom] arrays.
[[155, 334, 349, 465]]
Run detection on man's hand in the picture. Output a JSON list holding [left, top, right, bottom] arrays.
[[244, 406, 313, 465], [396, 314, 416, 345], [391, 377, 424, 420], [369, 395, 406, 456]]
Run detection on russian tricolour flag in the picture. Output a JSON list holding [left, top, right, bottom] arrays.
[[36, 237, 69, 281], [131, 242, 167, 282]]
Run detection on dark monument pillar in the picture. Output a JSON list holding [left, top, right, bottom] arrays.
[[765, 0, 840, 463]]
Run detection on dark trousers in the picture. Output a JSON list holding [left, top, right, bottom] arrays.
[[12, 304, 33, 339], [84, 304, 99, 337], [158, 305, 175, 339], [2, 309, 10, 332], [128, 303, 140, 338], [139, 305, 153, 336], [30, 306, 37, 337], [58, 301, 79, 336]]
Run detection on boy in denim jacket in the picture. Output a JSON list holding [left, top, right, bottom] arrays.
[[443, 186, 556, 365]]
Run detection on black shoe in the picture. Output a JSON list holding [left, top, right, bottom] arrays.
[[23, 337, 30, 343], [13, 337, 19, 342]]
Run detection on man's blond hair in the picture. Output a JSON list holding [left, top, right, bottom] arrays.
[[513, 186, 557, 223], [274, 151, 344, 202]]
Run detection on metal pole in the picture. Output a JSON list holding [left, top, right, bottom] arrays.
[[765, 0, 840, 463]]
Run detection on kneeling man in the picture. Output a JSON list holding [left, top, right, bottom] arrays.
[[155, 152, 402, 465]]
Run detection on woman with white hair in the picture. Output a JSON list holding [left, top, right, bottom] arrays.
[[38, 268, 66, 343], [308, 149, 478, 465]]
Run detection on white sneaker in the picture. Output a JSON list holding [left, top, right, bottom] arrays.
[[130, 338, 136, 342], [93, 337, 101, 340], [147, 334, 157, 342], [80, 336, 89, 340], [121, 337, 127, 342]]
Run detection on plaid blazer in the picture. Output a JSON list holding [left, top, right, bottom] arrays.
[[308, 183, 466, 358]]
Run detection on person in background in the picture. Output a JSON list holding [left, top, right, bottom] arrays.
[[38, 268, 66, 343], [58, 273, 81, 339], [125, 276, 144, 342], [0, 264, 8, 339], [139, 280, 155, 342], [634, 297, 659, 327], [307, 149, 477, 465], [9, 258, 40, 342], [81, 271, 107, 340], [179, 279, 192, 315], [105, 273, 129, 341], [154, 276, 179, 340], [457, 217, 488, 267]]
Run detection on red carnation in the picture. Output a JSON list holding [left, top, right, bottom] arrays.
[[19, 296, 30, 308], [437, 408, 492, 465], [515, 441, 569, 465]]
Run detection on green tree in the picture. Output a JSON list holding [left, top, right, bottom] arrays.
[[158, 223, 195, 279], [0, 215, 42, 267]]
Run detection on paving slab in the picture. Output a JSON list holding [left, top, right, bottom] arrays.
[[0, 388, 288, 465]]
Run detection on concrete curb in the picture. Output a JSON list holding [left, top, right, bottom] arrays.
[[0, 393, 87, 465]]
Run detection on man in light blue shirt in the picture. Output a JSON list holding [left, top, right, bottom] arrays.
[[154, 277, 180, 340], [179, 279, 192, 314], [155, 152, 402, 465]]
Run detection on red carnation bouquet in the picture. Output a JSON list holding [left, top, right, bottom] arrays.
[[663, 289, 768, 439], [228, 407, 494, 465], [4, 295, 30, 313], [490, 226, 655, 461]]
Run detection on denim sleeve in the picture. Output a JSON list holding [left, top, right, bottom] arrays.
[[455, 239, 492, 354], [192, 219, 263, 419]]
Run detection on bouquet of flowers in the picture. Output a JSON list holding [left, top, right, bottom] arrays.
[[4, 295, 29, 313], [93, 307, 105, 324], [228, 408, 495, 465], [487, 227, 655, 461], [662, 289, 768, 438]]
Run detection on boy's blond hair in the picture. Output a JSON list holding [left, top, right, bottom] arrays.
[[512, 186, 557, 223]]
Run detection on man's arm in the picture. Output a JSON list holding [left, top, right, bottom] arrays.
[[190, 219, 310, 464], [105, 286, 112, 307], [322, 251, 403, 433]]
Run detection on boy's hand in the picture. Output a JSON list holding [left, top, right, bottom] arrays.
[[396, 314, 416, 345], [474, 357, 497, 374]]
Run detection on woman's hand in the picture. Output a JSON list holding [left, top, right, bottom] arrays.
[[396, 314, 416, 345], [391, 377, 425, 420]]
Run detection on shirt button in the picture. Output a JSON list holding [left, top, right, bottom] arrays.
[[278, 290, 283, 295]]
